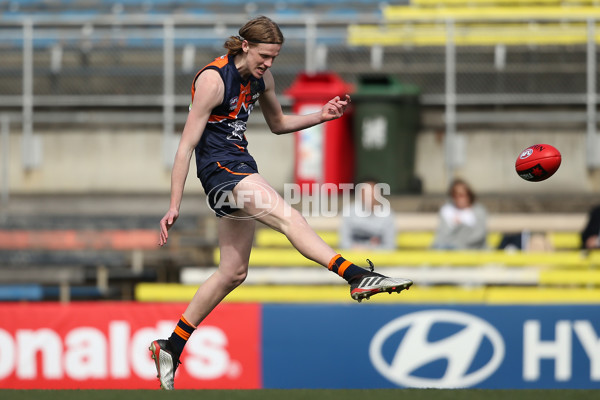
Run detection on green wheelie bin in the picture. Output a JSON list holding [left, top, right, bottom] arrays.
[[352, 75, 421, 194]]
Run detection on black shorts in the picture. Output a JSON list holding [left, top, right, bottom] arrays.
[[198, 160, 258, 217]]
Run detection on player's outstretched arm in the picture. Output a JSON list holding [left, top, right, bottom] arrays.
[[159, 69, 223, 246], [259, 70, 351, 135]]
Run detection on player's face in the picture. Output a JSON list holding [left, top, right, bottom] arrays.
[[242, 42, 281, 79]]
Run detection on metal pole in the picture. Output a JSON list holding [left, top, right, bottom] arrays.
[[445, 19, 457, 185], [163, 19, 176, 167], [1, 115, 9, 208], [305, 17, 317, 74], [22, 19, 34, 170], [586, 18, 598, 168]]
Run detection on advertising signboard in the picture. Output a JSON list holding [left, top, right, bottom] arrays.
[[0, 302, 261, 389], [262, 304, 600, 389]]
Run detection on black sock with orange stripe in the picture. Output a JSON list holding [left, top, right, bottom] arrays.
[[328, 254, 375, 283], [168, 315, 196, 357]]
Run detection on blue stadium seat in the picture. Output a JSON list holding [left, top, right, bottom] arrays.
[[59, 9, 100, 17], [2, 0, 386, 17], [41, 285, 116, 300], [7, 0, 41, 5], [1, 11, 27, 20], [0, 284, 43, 301]]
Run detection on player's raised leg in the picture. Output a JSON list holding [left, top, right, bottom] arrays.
[[234, 173, 413, 301]]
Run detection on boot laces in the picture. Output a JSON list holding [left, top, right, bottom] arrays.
[[366, 259, 375, 272]]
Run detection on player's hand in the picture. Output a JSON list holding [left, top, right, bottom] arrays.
[[159, 209, 179, 246], [321, 94, 351, 121]]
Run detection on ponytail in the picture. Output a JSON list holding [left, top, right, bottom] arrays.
[[223, 16, 284, 56]]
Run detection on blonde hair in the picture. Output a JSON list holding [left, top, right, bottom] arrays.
[[223, 16, 284, 56]]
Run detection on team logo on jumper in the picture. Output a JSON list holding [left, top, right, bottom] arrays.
[[519, 149, 534, 159], [369, 310, 505, 388], [227, 120, 246, 141], [229, 97, 239, 111]]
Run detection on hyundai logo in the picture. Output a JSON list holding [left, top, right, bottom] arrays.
[[369, 310, 505, 388]]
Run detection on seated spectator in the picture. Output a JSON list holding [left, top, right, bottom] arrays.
[[498, 230, 553, 252], [338, 180, 396, 250], [432, 178, 487, 250], [581, 204, 600, 250]]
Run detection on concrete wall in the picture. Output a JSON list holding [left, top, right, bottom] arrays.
[[4, 128, 176, 193], [1, 126, 295, 194], [2, 125, 598, 195], [414, 129, 600, 194]]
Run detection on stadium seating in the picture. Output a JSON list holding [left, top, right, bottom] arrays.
[[348, 22, 600, 47], [0, 284, 43, 301], [134, 210, 600, 304], [2, 2, 598, 305], [139, 248, 600, 303], [215, 247, 591, 268], [135, 283, 600, 303], [1, 1, 587, 104], [0, 0, 388, 17], [0, 214, 214, 301], [348, 1, 600, 47], [253, 229, 582, 250]]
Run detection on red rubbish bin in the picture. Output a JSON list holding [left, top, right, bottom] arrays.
[[284, 72, 354, 192]]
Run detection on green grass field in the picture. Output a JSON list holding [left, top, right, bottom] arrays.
[[2, 390, 600, 400]]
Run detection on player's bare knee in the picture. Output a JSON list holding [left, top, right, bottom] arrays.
[[220, 267, 248, 289], [228, 270, 247, 289]]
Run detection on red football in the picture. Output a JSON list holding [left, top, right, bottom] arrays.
[[515, 144, 561, 182]]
